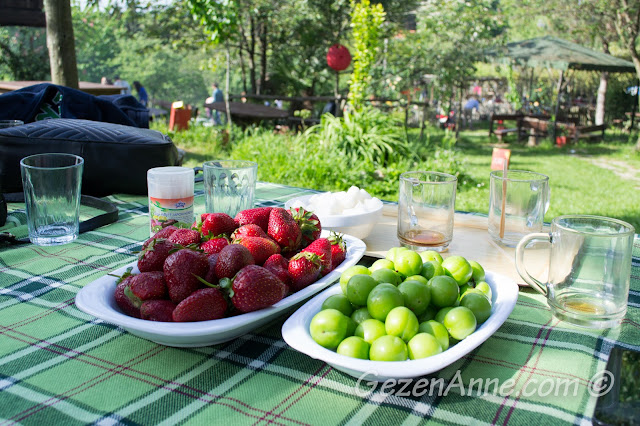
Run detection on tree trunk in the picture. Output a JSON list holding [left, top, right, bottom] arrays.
[[248, 16, 257, 94], [595, 72, 608, 125], [259, 18, 268, 95], [44, 0, 79, 88]]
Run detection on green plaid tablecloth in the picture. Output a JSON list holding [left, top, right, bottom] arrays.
[[1, 182, 639, 425]]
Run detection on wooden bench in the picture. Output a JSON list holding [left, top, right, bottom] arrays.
[[565, 124, 606, 142]]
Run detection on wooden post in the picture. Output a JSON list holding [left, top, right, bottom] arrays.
[[44, 0, 78, 88], [631, 79, 639, 130], [552, 70, 565, 140]]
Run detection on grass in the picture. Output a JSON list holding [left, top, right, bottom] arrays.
[[152, 119, 640, 230]]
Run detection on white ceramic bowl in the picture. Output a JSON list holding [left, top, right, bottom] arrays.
[[282, 271, 519, 381], [75, 231, 366, 347], [284, 194, 383, 240]]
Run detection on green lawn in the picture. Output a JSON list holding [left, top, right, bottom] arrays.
[[153, 120, 640, 231]]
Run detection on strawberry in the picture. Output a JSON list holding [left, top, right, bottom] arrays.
[[150, 225, 178, 240], [214, 243, 255, 279], [172, 288, 227, 322], [163, 248, 209, 303], [140, 300, 176, 322], [234, 236, 281, 265], [302, 238, 332, 275], [267, 207, 302, 253], [200, 213, 237, 237], [138, 238, 175, 272], [113, 269, 140, 318], [204, 254, 219, 284], [199, 235, 229, 255], [291, 207, 321, 248], [221, 265, 286, 313], [125, 271, 167, 307], [168, 228, 201, 246], [231, 224, 268, 240], [327, 232, 347, 272], [263, 254, 292, 292], [288, 252, 322, 292], [234, 207, 273, 232]]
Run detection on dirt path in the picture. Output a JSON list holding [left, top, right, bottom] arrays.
[[578, 156, 640, 188]]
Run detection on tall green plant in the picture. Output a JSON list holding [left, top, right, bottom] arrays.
[[304, 107, 410, 166], [349, 0, 386, 109]]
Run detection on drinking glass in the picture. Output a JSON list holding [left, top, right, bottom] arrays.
[[516, 215, 635, 329], [397, 171, 457, 252], [203, 160, 258, 217], [20, 153, 84, 246], [488, 170, 550, 247]]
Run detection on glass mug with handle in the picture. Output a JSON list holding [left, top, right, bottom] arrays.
[[515, 215, 635, 329]]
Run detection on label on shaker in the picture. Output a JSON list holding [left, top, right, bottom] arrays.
[[149, 196, 194, 234]]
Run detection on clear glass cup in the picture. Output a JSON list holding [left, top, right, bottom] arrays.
[[20, 153, 84, 246], [203, 160, 258, 217], [488, 169, 550, 247], [397, 171, 457, 252], [516, 215, 635, 329]]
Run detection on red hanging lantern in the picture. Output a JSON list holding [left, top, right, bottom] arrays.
[[327, 44, 351, 71]]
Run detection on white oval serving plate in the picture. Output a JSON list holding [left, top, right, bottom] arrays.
[[76, 231, 366, 347], [281, 270, 519, 381]]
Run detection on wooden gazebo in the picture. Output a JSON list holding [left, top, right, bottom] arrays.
[[0, 0, 45, 27]]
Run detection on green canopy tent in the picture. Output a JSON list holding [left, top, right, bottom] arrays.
[[485, 36, 637, 131]]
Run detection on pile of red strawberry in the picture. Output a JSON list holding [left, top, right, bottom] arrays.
[[114, 206, 348, 322]]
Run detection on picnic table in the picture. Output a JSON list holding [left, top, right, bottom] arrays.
[[1, 181, 639, 425], [204, 101, 289, 125], [0, 81, 123, 96]]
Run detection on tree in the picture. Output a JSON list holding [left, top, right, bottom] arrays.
[[44, 0, 79, 87], [349, 0, 386, 109]]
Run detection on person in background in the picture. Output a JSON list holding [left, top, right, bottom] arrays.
[[211, 82, 224, 125], [463, 95, 480, 129], [113, 76, 132, 95], [100, 76, 112, 85], [133, 81, 148, 107]]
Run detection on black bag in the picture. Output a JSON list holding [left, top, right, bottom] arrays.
[[0, 119, 180, 196]]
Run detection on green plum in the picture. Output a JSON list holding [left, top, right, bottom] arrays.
[[443, 306, 477, 340], [385, 306, 419, 342], [371, 268, 403, 286], [394, 250, 423, 277], [420, 260, 445, 280], [309, 309, 349, 349], [386, 246, 409, 264], [428, 275, 460, 308], [418, 320, 450, 350], [369, 259, 395, 272], [434, 306, 454, 324], [345, 317, 357, 336], [322, 294, 353, 317], [351, 307, 373, 325], [475, 281, 493, 301], [369, 335, 408, 362], [397, 280, 430, 315], [469, 260, 486, 283], [408, 333, 443, 360], [367, 285, 404, 321], [441, 256, 473, 286], [404, 275, 429, 285], [419, 250, 443, 264], [340, 265, 371, 295], [346, 274, 378, 306], [355, 319, 387, 344], [460, 291, 492, 324], [337, 336, 370, 359]]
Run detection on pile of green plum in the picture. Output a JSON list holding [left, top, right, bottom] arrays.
[[309, 247, 493, 361]]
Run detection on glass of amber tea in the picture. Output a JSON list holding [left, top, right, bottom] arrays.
[[397, 171, 457, 252]]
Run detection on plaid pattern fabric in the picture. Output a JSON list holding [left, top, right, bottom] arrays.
[[1, 182, 638, 425]]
